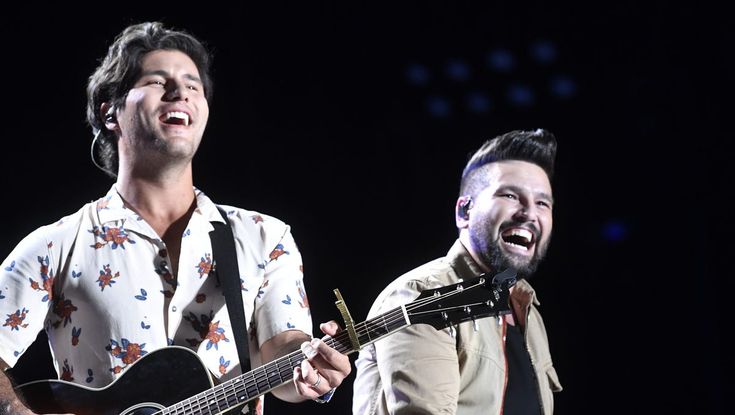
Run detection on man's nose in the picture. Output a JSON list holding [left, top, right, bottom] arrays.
[[164, 82, 190, 102], [513, 203, 536, 222]]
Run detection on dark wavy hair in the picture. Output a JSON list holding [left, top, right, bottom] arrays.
[[86, 22, 214, 177], [459, 129, 557, 197]]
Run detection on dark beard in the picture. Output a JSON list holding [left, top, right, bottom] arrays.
[[483, 238, 541, 280], [470, 220, 550, 280]]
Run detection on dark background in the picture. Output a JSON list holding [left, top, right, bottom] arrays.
[[2, 2, 732, 414]]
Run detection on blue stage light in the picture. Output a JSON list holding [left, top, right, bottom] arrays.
[[426, 95, 451, 118], [486, 49, 516, 72], [507, 84, 535, 107], [405, 63, 430, 86], [465, 91, 491, 113], [550, 75, 578, 99], [446, 59, 471, 82], [601, 220, 629, 242], [530, 40, 558, 64]]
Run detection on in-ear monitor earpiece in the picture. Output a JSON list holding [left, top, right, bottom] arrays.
[[104, 106, 116, 123], [460, 197, 473, 218]]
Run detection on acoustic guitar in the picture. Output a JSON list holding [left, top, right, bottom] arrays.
[[16, 269, 516, 414]]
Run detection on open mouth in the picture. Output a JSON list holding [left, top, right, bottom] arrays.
[[160, 111, 190, 126], [501, 227, 535, 251]]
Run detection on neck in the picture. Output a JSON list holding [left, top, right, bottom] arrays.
[[115, 164, 196, 235]]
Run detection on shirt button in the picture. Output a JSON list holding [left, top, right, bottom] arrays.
[[172, 306, 177, 312]]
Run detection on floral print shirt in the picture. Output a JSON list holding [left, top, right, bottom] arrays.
[[0, 185, 312, 410]]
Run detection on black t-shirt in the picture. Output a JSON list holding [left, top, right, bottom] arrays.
[[502, 322, 542, 414]]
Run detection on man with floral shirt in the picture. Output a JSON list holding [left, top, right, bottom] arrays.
[[0, 22, 349, 414]]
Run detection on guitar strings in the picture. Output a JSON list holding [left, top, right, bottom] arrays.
[[153, 280, 487, 414], [155, 282, 482, 414]]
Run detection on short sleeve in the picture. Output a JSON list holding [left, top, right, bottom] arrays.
[[251, 224, 313, 346], [0, 227, 55, 367]]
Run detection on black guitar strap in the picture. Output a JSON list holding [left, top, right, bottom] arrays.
[[210, 207, 256, 413]]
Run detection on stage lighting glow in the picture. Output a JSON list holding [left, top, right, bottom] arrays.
[[550, 75, 578, 98], [465, 91, 491, 113], [507, 84, 535, 107], [530, 40, 558, 64], [486, 49, 515, 72], [404, 37, 574, 118], [446, 59, 471, 82], [426, 95, 451, 118], [405, 63, 430, 86], [602, 220, 629, 242]]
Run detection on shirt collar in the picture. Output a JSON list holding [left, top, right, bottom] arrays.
[[95, 184, 225, 230], [193, 187, 226, 225], [95, 185, 131, 225]]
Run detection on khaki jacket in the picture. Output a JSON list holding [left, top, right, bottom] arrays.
[[353, 240, 562, 414]]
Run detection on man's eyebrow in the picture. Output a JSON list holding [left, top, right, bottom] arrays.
[[538, 192, 555, 205], [183, 73, 203, 84], [497, 185, 554, 205], [140, 70, 203, 84]]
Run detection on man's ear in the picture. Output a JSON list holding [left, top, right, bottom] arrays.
[[455, 195, 473, 228]]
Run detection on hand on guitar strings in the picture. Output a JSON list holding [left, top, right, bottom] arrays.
[[292, 320, 351, 400]]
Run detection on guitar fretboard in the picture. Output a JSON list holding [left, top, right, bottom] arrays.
[[157, 306, 410, 415]]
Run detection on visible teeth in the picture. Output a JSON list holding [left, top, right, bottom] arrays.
[[501, 228, 534, 250], [506, 228, 532, 243], [164, 111, 190, 126], [507, 242, 529, 250]]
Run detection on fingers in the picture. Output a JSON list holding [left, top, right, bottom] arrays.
[[303, 338, 351, 376], [293, 355, 329, 397], [293, 335, 352, 400], [317, 321, 350, 375], [300, 337, 351, 383], [319, 320, 341, 336], [292, 321, 352, 400]]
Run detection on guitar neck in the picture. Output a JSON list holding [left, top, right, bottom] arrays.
[[160, 307, 410, 414]]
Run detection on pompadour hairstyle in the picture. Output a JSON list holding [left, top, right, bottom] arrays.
[[459, 129, 557, 197]]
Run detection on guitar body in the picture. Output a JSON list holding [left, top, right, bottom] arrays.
[[16, 346, 215, 415]]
